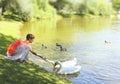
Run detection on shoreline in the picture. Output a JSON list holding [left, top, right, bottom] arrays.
[[0, 20, 72, 84], [0, 54, 72, 84]]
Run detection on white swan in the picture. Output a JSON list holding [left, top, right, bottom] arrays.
[[53, 58, 81, 74]]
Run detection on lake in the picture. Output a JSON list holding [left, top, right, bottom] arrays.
[[20, 17, 120, 84]]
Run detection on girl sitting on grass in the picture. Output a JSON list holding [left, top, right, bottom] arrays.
[[4, 34, 46, 62]]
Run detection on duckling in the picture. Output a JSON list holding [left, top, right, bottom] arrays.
[[42, 44, 47, 48], [56, 43, 62, 47], [60, 45, 67, 51], [56, 43, 67, 51], [105, 40, 111, 44]]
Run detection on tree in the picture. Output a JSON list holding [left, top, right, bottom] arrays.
[[112, 0, 120, 12], [0, 0, 56, 21]]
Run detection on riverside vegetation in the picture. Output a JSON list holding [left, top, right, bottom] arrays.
[[0, 0, 120, 21]]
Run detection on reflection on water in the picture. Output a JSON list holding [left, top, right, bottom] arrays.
[[20, 17, 120, 84]]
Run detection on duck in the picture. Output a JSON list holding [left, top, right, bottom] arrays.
[[59, 45, 67, 51], [42, 44, 47, 48], [56, 43, 62, 47], [53, 58, 81, 75], [105, 40, 111, 44], [56, 43, 67, 51]]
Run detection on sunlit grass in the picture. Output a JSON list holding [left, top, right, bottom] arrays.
[[0, 21, 22, 38]]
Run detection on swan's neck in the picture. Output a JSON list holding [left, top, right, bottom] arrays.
[[53, 61, 62, 73]]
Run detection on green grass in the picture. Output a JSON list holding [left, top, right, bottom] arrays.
[[0, 33, 15, 55], [0, 55, 72, 84], [0, 21, 22, 38], [0, 23, 72, 84]]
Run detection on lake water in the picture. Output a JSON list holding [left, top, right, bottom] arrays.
[[20, 17, 120, 84]]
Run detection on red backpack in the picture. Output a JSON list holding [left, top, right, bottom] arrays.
[[7, 39, 23, 56]]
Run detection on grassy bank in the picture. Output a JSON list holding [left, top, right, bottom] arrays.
[[0, 54, 72, 84], [0, 22, 72, 84], [0, 21, 22, 38]]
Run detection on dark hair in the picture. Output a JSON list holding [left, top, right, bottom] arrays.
[[26, 34, 35, 40]]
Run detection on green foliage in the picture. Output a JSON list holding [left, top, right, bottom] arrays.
[[0, 0, 56, 21], [32, 0, 56, 19], [0, 0, 116, 21], [0, 14, 3, 20], [51, 0, 113, 16], [77, 0, 113, 16], [112, 0, 120, 11], [98, 0, 113, 16], [50, 0, 68, 11]]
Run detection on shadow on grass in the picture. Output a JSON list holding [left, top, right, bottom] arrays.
[[0, 33, 16, 55], [0, 33, 71, 84], [0, 58, 61, 84]]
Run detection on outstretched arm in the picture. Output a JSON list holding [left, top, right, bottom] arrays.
[[29, 47, 54, 65], [30, 48, 46, 60]]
